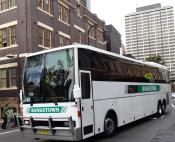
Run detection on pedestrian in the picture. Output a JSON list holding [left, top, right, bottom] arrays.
[[6, 107, 15, 129], [1, 104, 9, 129]]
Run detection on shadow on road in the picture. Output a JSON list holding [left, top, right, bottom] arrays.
[[37, 115, 162, 142], [36, 101, 175, 142]]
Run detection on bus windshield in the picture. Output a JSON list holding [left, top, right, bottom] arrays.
[[23, 49, 75, 104]]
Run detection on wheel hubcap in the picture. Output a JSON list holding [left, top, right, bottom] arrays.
[[158, 105, 162, 114], [105, 118, 114, 134]]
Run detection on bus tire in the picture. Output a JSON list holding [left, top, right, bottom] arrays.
[[104, 114, 117, 137], [156, 102, 162, 118], [162, 101, 166, 115]]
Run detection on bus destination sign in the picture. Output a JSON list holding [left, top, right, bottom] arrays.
[[26, 106, 67, 114]]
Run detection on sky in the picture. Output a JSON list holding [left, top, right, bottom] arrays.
[[91, 0, 175, 45]]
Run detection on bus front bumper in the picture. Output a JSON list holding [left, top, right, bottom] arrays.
[[16, 116, 82, 141]]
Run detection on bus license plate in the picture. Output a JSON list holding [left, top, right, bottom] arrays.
[[38, 130, 48, 135]]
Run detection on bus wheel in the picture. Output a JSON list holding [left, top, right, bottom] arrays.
[[162, 102, 166, 115], [104, 115, 116, 137], [156, 102, 162, 118]]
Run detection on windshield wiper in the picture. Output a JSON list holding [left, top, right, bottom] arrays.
[[30, 96, 34, 106], [48, 96, 66, 105], [54, 100, 58, 105]]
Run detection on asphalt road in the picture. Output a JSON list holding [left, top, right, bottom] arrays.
[[1, 104, 175, 142]]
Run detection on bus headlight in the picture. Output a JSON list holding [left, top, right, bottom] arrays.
[[24, 120, 30, 125], [63, 121, 69, 127]]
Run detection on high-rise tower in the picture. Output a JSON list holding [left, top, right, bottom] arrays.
[[125, 3, 175, 79]]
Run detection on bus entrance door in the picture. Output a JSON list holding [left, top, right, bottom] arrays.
[[80, 70, 94, 139]]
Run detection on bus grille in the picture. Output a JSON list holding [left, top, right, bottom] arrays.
[[32, 120, 76, 127]]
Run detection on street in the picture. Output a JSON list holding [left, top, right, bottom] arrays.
[[1, 104, 175, 142]]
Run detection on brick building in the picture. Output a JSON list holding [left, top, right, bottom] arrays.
[[0, 0, 106, 117], [104, 24, 121, 54]]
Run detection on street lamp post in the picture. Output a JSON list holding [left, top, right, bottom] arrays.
[[87, 23, 97, 45], [6, 54, 20, 113]]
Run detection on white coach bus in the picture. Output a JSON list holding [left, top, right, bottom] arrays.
[[17, 44, 171, 141]]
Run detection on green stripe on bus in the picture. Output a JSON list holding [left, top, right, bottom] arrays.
[[128, 85, 160, 93]]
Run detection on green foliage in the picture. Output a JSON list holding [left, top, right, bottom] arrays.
[[146, 55, 164, 65]]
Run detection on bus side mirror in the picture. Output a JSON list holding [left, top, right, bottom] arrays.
[[73, 87, 81, 99]]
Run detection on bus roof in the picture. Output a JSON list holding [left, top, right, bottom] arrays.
[[26, 44, 168, 70]]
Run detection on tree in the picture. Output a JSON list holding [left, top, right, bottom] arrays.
[[146, 55, 164, 65]]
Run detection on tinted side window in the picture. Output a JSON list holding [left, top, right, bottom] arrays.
[[78, 48, 169, 83]]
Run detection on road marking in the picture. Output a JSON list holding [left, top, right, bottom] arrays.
[[0, 130, 19, 135], [172, 103, 175, 108]]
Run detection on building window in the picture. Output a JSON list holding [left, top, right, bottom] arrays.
[[1, 28, 8, 47], [9, 67, 16, 87], [58, 1, 69, 24], [38, 0, 43, 8], [39, 27, 44, 46], [9, 0, 16, 7], [0, 0, 16, 11], [0, 68, 7, 88], [38, 0, 51, 14], [97, 29, 103, 43], [9, 25, 16, 45], [38, 26, 52, 48], [1, 0, 8, 11], [44, 0, 50, 13], [76, 30, 84, 44], [59, 35, 70, 47], [76, 5, 81, 18], [88, 22, 96, 38], [0, 67, 17, 89], [0, 25, 16, 48], [45, 29, 51, 48]]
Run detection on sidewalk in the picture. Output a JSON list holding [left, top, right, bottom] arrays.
[[0, 120, 2, 129], [0, 121, 5, 132], [150, 121, 175, 142], [149, 101, 175, 142], [0, 121, 18, 133]]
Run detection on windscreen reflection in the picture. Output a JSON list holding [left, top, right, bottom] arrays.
[[23, 49, 74, 103]]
